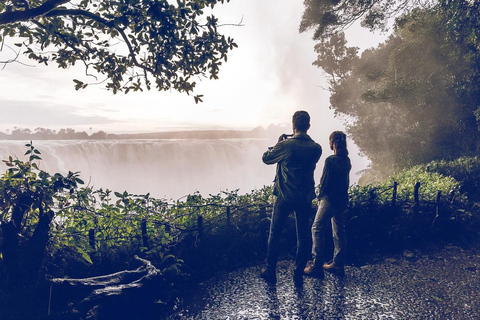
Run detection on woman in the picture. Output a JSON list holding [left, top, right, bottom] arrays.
[[304, 131, 351, 277]]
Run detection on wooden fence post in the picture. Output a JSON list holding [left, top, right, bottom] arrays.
[[449, 190, 456, 204], [414, 182, 421, 204], [141, 218, 148, 249], [197, 215, 204, 237], [392, 181, 398, 206], [260, 205, 267, 218], [436, 190, 442, 216], [259, 205, 269, 243], [88, 228, 95, 250], [226, 206, 231, 228], [368, 189, 377, 214], [432, 190, 442, 228]]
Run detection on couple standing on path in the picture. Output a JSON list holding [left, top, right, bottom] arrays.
[[260, 110, 351, 283]]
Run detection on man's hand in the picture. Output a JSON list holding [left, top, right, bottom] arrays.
[[277, 134, 293, 143]]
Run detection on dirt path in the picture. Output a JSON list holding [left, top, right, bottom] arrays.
[[167, 245, 480, 319]]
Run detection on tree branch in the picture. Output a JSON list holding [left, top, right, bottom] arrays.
[[44, 8, 114, 28], [0, 0, 69, 25], [0, 43, 35, 68], [44, 9, 155, 75]]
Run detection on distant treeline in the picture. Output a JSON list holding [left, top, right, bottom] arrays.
[[0, 126, 284, 140], [0, 128, 114, 140]]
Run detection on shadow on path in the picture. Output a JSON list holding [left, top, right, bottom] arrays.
[[167, 245, 480, 319]]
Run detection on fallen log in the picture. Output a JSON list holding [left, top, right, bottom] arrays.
[[49, 256, 166, 319]]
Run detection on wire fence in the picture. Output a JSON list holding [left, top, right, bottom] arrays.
[[58, 180, 464, 252]]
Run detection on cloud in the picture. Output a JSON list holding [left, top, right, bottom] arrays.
[[0, 99, 116, 129]]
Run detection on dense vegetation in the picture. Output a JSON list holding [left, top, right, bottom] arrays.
[[296, 1, 480, 265], [303, 0, 480, 179], [0, 144, 479, 319]]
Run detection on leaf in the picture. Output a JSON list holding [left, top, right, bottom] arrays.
[[160, 254, 177, 268], [194, 94, 203, 104], [77, 248, 93, 264], [73, 79, 87, 90]]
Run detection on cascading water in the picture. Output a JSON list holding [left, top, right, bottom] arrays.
[[0, 139, 277, 200]]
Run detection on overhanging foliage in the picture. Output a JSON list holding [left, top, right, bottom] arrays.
[[0, 0, 237, 100]]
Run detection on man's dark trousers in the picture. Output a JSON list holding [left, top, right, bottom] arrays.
[[266, 197, 312, 273]]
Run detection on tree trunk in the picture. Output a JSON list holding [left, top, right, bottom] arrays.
[[0, 209, 54, 288], [24, 210, 55, 280], [0, 221, 20, 288]]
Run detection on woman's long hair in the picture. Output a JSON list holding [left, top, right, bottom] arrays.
[[329, 131, 349, 156]]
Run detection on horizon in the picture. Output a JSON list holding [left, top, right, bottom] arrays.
[[0, 124, 286, 135]]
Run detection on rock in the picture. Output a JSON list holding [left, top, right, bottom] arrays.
[[384, 258, 397, 264], [403, 249, 415, 259]]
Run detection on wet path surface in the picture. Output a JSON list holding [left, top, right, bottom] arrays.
[[167, 245, 480, 319]]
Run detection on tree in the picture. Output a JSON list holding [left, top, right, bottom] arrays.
[[300, 0, 435, 41], [0, 0, 237, 101], [34, 127, 54, 138], [324, 2, 480, 178], [57, 127, 76, 138], [90, 129, 108, 139], [10, 127, 32, 139], [311, 32, 359, 86]]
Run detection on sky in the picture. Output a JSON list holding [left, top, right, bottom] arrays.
[[0, 0, 386, 134], [0, 0, 387, 180]]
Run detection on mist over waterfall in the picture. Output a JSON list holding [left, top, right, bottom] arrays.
[[0, 139, 279, 200]]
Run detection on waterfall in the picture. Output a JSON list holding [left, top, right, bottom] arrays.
[[0, 139, 277, 200]]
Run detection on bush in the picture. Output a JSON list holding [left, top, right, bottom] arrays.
[[423, 156, 480, 201]]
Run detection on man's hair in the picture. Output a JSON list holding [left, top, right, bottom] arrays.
[[292, 111, 310, 131]]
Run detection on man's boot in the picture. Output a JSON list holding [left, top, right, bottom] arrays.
[[323, 260, 345, 276], [303, 259, 324, 278], [260, 267, 277, 283], [293, 268, 304, 283]]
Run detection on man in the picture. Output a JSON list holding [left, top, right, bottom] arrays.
[[260, 110, 322, 282]]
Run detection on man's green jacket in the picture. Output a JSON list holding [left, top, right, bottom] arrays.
[[262, 133, 322, 202]]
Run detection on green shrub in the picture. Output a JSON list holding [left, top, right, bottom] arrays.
[[423, 156, 480, 201], [385, 165, 463, 202], [350, 163, 465, 205]]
